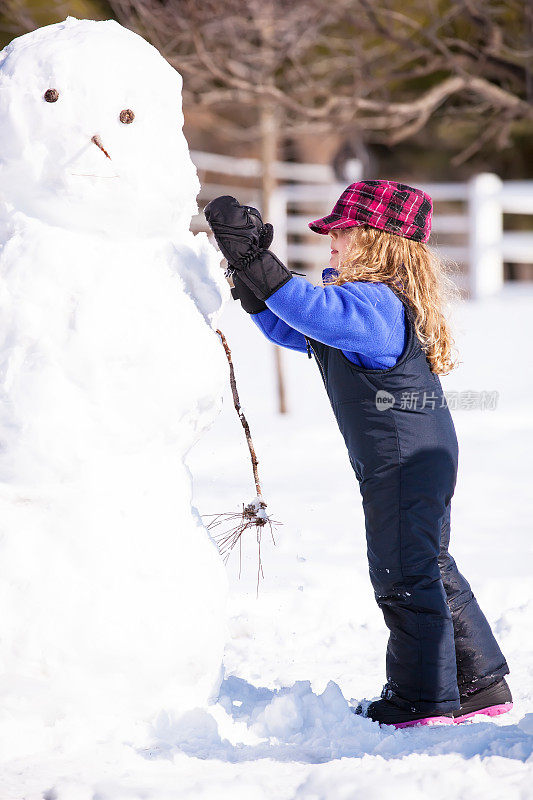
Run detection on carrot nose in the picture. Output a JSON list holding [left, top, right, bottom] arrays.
[[91, 134, 111, 160]]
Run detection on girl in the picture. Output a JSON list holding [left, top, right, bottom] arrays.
[[204, 181, 512, 729]]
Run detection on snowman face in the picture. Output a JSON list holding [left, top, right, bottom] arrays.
[[0, 18, 199, 237]]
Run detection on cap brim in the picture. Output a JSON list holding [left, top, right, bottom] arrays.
[[308, 214, 359, 234]]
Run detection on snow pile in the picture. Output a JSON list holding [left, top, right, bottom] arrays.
[[0, 17, 230, 759], [148, 673, 532, 764]]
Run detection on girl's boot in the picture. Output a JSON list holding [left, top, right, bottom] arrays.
[[453, 678, 513, 723], [353, 698, 454, 729]]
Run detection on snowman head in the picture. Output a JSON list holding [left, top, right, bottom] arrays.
[[0, 17, 199, 237]]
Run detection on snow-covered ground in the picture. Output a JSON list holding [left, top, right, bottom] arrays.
[[2, 280, 532, 799]]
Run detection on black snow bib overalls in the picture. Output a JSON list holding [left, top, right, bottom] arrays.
[[304, 301, 508, 714]]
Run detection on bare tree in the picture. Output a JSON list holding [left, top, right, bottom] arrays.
[[3, 0, 531, 170], [106, 0, 532, 164], [0, 0, 41, 41]]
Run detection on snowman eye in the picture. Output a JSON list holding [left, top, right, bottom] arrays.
[[44, 89, 59, 103], [119, 109, 135, 124]]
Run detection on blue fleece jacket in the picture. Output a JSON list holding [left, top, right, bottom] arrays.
[[249, 268, 407, 369]]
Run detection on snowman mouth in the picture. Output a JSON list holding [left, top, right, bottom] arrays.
[[70, 173, 120, 178]]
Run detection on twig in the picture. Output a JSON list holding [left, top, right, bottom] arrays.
[[205, 504, 281, 597], [215, 328, 263, 500], [199, 329, 282, 596]]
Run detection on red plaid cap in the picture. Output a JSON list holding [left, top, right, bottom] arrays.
[[308, 180, 432, 243]]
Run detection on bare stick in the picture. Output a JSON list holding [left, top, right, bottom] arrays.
[[200, 328, 283, 593], [216, 328, 264, 502]]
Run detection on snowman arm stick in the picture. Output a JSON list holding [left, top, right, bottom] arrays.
[[215, 328, 264, 504]]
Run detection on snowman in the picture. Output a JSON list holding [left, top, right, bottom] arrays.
[[0, 17, 229, 755]]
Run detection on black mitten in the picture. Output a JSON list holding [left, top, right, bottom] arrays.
[[204, 194, 292, 301], [204, 195, 272, 270], [233, 249, 293, 301], [231, 273, 267, 314]]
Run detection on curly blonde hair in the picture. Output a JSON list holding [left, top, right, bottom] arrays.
[[324, 225, 462, 375]]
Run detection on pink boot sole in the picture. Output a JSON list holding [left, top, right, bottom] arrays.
[[454, 702, 513, 724], [392, 716, 455, 729]]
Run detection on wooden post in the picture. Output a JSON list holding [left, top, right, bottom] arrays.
[[260, 100, 287, 415], [270, 187, 288, 265], [468, 173, 504, 298]]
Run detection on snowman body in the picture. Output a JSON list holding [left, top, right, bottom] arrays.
[[0, 17, 229, 748]]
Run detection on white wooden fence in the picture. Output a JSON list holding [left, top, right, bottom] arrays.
[[191, 151, 533, 299]]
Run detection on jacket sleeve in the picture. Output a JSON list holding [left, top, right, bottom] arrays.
[[249, 307, 308, 353], [264, 275, 404, 360]]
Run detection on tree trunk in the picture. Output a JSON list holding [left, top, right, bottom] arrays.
[[260, 98, 287, 415]]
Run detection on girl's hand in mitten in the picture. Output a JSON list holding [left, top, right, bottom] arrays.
[[204, 195, 273, 270], [204, 195, 292, 302], [231, 273, 268, 314]]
